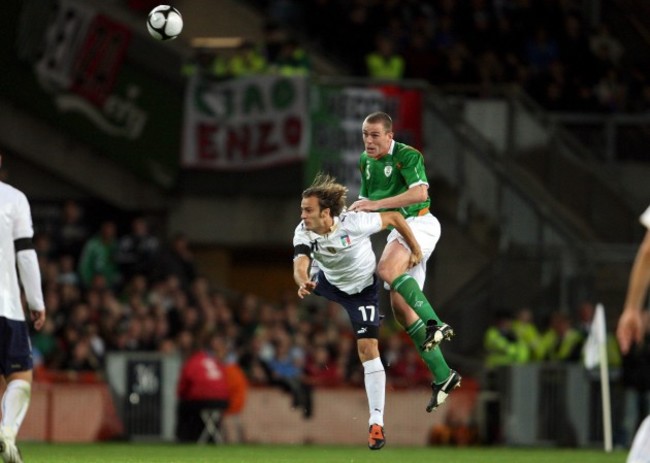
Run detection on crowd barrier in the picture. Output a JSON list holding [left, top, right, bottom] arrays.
[[11, 360, 608, 447]]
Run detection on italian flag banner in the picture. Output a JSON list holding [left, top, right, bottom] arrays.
[[182, 74, 310, 170]]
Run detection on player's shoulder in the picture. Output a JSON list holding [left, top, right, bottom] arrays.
[[394, 141, 423, 158], [0, 181, 27, 203], [294, 220, 308, 235], [339, 210, 375, 229]]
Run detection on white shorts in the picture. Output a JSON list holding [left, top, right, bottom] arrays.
[[384, 213, 441, 290]]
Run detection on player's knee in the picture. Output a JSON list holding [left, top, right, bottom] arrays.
[[377, 261, 397, 284], [357, 339, 379, 361]]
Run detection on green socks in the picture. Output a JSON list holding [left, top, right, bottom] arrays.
[[406, 319, 451, 382], [391, 274, 442, 325]]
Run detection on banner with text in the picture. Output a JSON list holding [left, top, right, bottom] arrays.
[[308, 84, 423, 198], [182, 75, 310, 170]]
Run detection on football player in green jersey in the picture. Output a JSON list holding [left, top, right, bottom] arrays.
[[349, 112, 460, 412]]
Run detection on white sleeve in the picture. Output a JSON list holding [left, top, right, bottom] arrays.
[[17, 248, 45, 312], [343, 212, 382, 237], [12, 190, 34, 240], [640, 206, 650, 230], [292, 222, 311, 248], [13, 190, 44, 311]]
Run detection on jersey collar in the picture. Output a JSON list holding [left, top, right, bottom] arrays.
[[310, 216, 340, 237]]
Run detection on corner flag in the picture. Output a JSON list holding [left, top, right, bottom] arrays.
[[582, 303, 612, 452], [583, 303, 607, 369]]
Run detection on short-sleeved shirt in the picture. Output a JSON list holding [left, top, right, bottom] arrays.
[[0, 181, 34, 321], [641, 206, 650, 230], [358, 140, 429, 219], [293, 211, 382, 294]]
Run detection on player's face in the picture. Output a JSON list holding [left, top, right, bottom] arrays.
[[362, 120, 393, 159], [300, 196, 330, 234]]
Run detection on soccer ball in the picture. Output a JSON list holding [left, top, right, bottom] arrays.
[[147, 5, 183, 41]]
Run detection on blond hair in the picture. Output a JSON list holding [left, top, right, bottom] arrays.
[[302, 173, 348, 217]]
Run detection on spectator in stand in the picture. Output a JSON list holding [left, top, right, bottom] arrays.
[[152, 233, 196, 291], [59, 335, 101, 372], [439, 44, 479, 86], [181, 48, 226, 80], [589, 22, 624, 67], [31, 318, 57, 368], [594, 67, 628, 112], [53, 199, 89, 263], [512, 307, 544, 361], [304, 344, 342, 388], [57, 254, 80, 287], [78, 220, 120, 290], [390, 343, 432, 387], [263, 328, 312, 419], [176, 332, 231, 443], [483, 309, 530, 369], [462, 0, 495, 54], [228, 40, 268, 78], [342, 4, 375, 75], [403, 32, 441, 82], [575, 300, 596, 339], [433, 14, 458, 55], [525, 27, 559, 75], [212, 332, 249, 443], [116, 216, 159, 283], [558, 13, 592, 85], [272, 37, 310, 76], [539, 311, 584, 362], [365, 36, 405, 80]]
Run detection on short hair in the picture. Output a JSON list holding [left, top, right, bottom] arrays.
[[364, 112, 393, 132], [302, 173, 348, 217]]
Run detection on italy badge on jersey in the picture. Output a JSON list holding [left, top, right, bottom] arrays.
[[340, 235, 351, 246]]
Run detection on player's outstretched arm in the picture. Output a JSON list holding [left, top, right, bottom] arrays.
[[618, 229, 650, 354], [293, 254, 316, 299], [350, 185, 428, 212], [379, 211, 422, 267]]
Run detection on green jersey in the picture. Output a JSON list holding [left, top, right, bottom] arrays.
[[358, 141, 430, 219]]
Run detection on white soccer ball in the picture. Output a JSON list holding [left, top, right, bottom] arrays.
[[147, 5, 183, 41]]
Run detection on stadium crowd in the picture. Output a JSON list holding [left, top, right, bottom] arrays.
[[247, 0, 650, 114], [28, 197, 646, 440]]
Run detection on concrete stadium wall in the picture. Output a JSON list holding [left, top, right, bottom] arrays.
[[16, 383, 477, 446]]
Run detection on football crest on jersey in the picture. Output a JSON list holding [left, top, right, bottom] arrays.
[[384, 165, 392, 177], [340, 235, 351, 246]]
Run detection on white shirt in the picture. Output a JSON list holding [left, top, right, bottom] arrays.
[[0, 181, 44, 321], [641, 206, 650, 230], [293, 211, 382, 294]]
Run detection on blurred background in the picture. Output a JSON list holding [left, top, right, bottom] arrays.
[[1, 0, 649, 451]]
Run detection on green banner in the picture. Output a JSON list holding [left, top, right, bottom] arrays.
[[1, 0, 182, 189]]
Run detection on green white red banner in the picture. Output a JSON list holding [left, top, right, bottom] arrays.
[[308, 83, 423, 197]]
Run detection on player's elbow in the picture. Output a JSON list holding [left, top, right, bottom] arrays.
[[381, 211, 402, 229], [413, 185, 428, 202]]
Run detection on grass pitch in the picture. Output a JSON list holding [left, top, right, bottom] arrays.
[[18, 443, 627, 463]]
